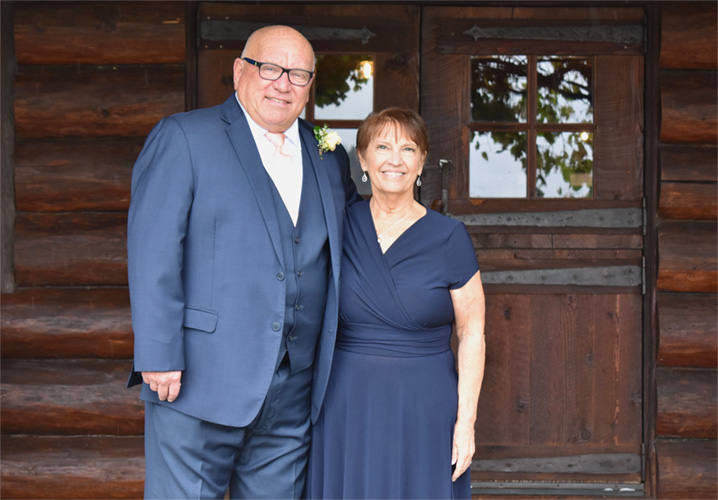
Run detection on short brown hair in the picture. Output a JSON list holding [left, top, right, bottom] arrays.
[[356, 107, 429, 159]]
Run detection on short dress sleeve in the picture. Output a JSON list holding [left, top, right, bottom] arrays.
[[446, 222, 480, 290]]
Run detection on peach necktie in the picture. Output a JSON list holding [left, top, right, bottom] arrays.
[[263, 131, 301, 225], [265, 132, 291, 157]]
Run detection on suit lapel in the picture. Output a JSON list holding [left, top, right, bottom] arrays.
[[299, 124, 340, 287], [222, 98, 284, 265]]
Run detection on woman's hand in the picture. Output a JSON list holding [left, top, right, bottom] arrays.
[[449, 270, 485, 482], [451, 418, 476, 481]]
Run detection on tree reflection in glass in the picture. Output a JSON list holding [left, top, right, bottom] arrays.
[[470, 131, 527, 198], [469, 54, 594, 199], [471, 56, 527, 122], [537, 132, 593, 198], [314, 55, 373, 120], [537, 56, 593, 124]]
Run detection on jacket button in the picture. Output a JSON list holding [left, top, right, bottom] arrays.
[[288, 335, 297, 341], [294, 237, 301, 244], [297, 270, 304, 277], [277, 272, 285, 281], [272, 322, 281, 331]]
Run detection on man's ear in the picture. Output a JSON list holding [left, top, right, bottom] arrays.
[[233, 58, 244, 90]]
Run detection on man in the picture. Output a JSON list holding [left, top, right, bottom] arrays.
[[127, 25, 359, 498]]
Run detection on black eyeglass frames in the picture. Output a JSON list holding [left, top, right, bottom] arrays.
[[242, 57, 314, 87]]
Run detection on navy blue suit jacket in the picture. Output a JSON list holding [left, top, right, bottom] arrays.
[[127, 95, 359, 426]]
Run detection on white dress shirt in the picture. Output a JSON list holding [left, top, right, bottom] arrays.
[[237, 96, 303, 225]]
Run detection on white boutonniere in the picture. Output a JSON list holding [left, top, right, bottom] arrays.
[[313, 124, 341, 159]]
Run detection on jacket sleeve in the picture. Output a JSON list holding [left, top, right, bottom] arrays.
[[127, 116, 194, 375]]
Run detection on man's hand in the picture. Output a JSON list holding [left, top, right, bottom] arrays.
[[142, 371, 182, 402]]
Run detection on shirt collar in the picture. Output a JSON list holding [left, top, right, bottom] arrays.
[[235, 93, 302, 151]]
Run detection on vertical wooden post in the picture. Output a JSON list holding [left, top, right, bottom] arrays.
[[643, 2, 661, 497], [185, 1, 198, 111], [1, 1, 16, 293]]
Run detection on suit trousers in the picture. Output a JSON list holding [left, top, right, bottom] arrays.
[[143, 356, 313, 499]]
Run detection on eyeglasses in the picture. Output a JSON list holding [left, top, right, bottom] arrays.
[[242, 57, 314, 87]]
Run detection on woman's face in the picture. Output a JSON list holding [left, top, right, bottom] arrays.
[[359, 124, 426, 198]]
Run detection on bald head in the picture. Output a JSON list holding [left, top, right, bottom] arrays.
[[233, 25, 316, 133], [242, 26, 316, 71]]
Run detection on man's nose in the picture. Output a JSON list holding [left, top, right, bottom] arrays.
[[273, 72, 292, 91]]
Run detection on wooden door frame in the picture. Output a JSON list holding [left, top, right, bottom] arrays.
[[2, 0, 16, 293], [642, 2, 661, 497]]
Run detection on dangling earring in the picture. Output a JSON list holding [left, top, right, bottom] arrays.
[[362, 171, 368, 183], [416, 174, 422, 187]]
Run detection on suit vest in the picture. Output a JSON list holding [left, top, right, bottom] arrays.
[[267, 148, 330, 373]]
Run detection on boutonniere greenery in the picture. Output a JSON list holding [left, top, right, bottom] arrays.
[[313, 124, 341, 159]]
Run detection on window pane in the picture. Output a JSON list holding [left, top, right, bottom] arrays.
[[314, 55, 374, 120], [470, 131, 527, 198], [471, 56, 528, 122], [536, 132, 593, 198], [537, 56, 593, 124]]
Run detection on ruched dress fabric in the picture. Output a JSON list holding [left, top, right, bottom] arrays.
[[306, 200, 479, 499]]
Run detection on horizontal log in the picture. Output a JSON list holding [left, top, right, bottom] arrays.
[[425, 7, 644, 56], [15, 137, 140, 212], [660, 144, 717, 182], [657, 367, 717, 438], [447, 199, 641, 216], [660, 2, 718, 70], [1, 435, 143, 499], [477, 248, 641, 272], [659, 182, 717, 220], [14, 1, 185, 65], [656, 438, 717, 499], [657, 220, 717, 293], [470, 233, 642, 250], [658, 293, 718, 368], [1, 288, 132, 359], [456, 208, 643, 229], [471, 445, 642, 484], [1, 358, 143, 435], [15, 212, 127, 286], [473, 454, 640, 481], [481, 265, 641, 288], [660, 70, 718, 144], [15, 64, 184, 138]]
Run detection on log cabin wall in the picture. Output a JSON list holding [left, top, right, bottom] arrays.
[[1, 2, 185, 497], [655, 2, 718, 499], [1, 1, 717, 499]]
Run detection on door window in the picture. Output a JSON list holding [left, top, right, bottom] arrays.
[[470, 55, 595, 199]]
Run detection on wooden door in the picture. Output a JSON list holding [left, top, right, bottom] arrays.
[[195, 2, 420, 194], [421, 6, 646, 495]]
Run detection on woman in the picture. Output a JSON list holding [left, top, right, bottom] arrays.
[[306, 108, 486, 499]]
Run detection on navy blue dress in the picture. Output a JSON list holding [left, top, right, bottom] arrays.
[[307, 200, 479, 499]]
